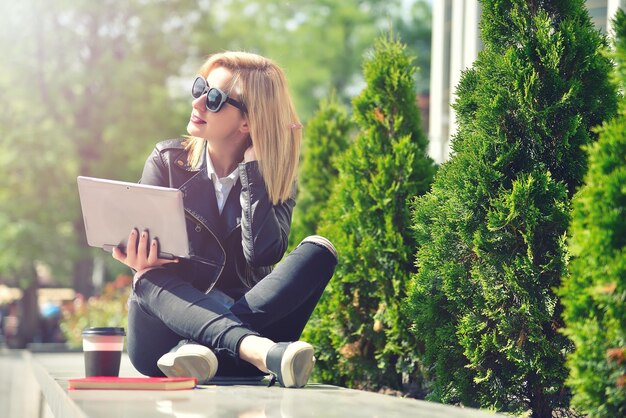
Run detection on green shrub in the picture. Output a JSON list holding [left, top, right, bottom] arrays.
[[306, 32, 435, 392], [289, 92, 352, 248], [560, 10, 626, 417], [407, 1, 617, 415]]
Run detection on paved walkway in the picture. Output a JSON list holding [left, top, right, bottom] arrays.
[[1, 348, 504, 418]]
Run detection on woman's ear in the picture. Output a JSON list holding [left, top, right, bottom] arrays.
[[239, 117, 250, 134]]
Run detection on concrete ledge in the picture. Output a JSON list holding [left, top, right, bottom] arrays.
[[27, 352, 87, 418], [18, 351, 504, 418], [0, 349, 41, 418]]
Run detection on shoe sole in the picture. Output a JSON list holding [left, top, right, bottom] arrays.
[[280, 341, 315, 388], [157, 351, 217, 384]]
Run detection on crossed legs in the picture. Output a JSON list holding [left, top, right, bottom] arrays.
[[126, 236, 337, 378]]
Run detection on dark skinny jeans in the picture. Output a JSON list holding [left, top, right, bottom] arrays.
[[126, 239, 337, 377]]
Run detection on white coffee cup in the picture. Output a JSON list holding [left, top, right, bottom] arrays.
[[81, 327, 126, 377]]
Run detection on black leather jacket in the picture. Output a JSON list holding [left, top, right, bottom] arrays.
[[139, 138, 295, 295]]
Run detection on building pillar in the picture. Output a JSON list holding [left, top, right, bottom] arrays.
[[428, 0, 450, 164], [428, 1, 619, 163], [607, 0, 626, 35], [428, 0, 480, 164]]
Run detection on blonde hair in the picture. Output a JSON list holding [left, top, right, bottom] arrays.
[[184, 51, 301, 205]]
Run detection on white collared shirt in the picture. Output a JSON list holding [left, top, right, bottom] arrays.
[[206, 151, 240, 214]]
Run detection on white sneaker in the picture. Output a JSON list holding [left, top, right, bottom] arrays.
[[266, 341, 315, 388], [157, 342, 218, 384]]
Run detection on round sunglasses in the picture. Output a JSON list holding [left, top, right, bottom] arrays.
[[191, 76, 247, 113]]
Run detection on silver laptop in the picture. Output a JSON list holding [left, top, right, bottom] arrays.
[[77, 176, 190, 259]]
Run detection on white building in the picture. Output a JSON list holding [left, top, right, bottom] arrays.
[[428, 0, 626, 164]]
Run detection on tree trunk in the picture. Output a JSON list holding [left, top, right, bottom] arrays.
[[72, 130, 100, 299], [73, 205, 94, 298], [15, 272, 40, 349], [72, 216, 94, 298], [530, 383, 553, 418]]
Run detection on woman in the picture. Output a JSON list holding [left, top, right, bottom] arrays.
[[112, 51, 337, 388]]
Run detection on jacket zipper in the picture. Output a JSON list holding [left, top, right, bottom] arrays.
[[184, 210, 226, 279]]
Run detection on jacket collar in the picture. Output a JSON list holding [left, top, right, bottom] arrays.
[[179, 167, 225, 239], [178, 151, 242, 240]]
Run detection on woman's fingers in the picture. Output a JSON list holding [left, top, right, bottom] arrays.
[[149, 238, 179, 266], [111, 246, 125, 262], [244, 144, 257, 162], [137, 230, 149, 261], [125, 228, 138, 260], [112, 229, 178, 270], [147, 239, 159, 265]]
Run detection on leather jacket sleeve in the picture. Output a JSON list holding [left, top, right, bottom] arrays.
[[139, 146, 170, 187], [239, 160, 295, 268]]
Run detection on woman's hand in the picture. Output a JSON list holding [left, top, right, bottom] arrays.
[[112, 228, 178, 271], [244, 144, 257, 162]]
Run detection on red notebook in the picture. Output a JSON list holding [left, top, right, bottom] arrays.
[[68, 376, 197, 390]]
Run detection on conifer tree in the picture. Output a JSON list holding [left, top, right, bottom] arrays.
[[407, 1, 617, 415], [307, 33, 436, 391], [560, 10, 626, 417], [289, 93, 352, 248]]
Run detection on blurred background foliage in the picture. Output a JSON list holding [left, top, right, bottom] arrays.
[[59, 274, 131, 348], [0, 0, 431, 299]]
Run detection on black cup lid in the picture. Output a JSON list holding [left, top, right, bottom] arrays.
[[81, 327, 126, 336]]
